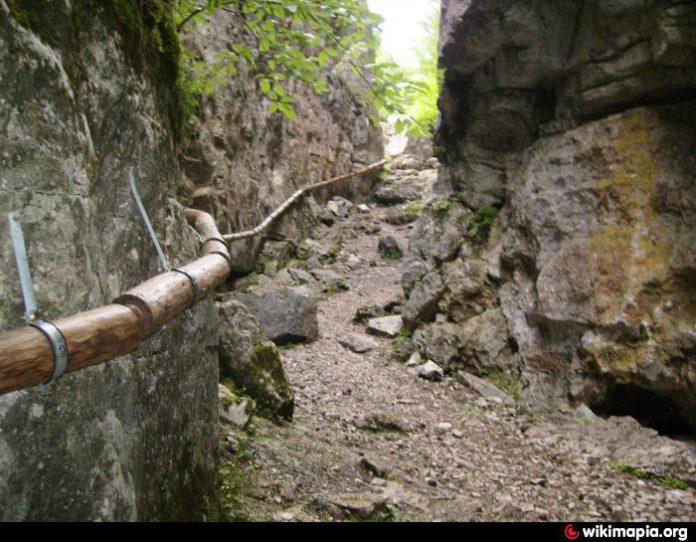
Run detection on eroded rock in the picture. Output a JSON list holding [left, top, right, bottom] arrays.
[[406, 0, 696, 424], [217, 298, 294, 420], [338, 334, 379, 354], [234, 286, 319, 345], [366, 315, 403, 338], [456, 372, 513, 405], [377, 235, 403, 260], [418, 361, 445, 382]]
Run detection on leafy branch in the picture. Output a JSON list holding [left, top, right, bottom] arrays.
[[172, 0, 430, 132]]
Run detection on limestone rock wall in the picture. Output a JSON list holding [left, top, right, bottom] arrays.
[[0, 1, 384, 520], [180, 10, 384, 273], [405, 0, 696, 426], [0, 2, 218, 520]]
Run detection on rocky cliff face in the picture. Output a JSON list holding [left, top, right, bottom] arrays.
[[0, 1, 384, 520], [180, 10, 383, 273], [0, 2, 219, 520], [405, 0, 696, 430]]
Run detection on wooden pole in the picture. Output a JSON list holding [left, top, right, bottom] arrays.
[[0, 208, 231, 396], [223, 159, 386, 242], [0, 160, 384, 396]]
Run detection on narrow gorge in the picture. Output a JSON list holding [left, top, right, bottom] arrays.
[[0, 0, 693, 523]]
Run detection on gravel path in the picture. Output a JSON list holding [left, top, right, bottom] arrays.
[[223, 166, 695, 523]]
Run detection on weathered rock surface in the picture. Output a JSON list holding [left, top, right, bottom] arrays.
[[288, 267, 315, 285], [327, 197, 354, 219], [181, 10, 383, 271], [377, 234, 403, 260], [338, 334, 379, 354], [218, 384, 254, 428], [373, 162, 436, 207], [418, 361, 445, 382], [234, 287, 319, 345], [0, 5, 218, 520], [217, 298, 294, 419], [366, 315, 403, 338], [456, 372, 513, 405], [406, 0, 696, 427]]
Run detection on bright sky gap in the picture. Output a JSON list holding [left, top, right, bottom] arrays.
[[367, 0, 439, 69]]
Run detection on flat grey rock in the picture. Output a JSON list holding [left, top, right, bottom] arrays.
[[338, 334, 379, 354], [366, 315, 403, 338], [456, 371, 513, 404], [234, 286, 319, 344], [418, 360, 444, 381], [288, 267, 315, 284]]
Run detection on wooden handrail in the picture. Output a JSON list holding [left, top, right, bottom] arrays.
[[223, 159, 387, 242], [0, 208, 231, 396], [0, 160, 387, 396]]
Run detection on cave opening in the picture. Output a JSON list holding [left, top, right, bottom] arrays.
[[591, 383, 692, 437]]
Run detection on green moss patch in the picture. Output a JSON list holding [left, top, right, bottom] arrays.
[[612, 460, 689, 490]]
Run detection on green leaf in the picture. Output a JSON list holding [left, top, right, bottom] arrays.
[[278, 102, 297, 120], [273, 82, 286, 96], [178, 0, 437, 126]]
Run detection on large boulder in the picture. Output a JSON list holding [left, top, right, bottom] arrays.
[[233, 286, 319, 345], [217, 298, 294, 420]]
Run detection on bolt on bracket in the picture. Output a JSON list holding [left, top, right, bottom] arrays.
[[128, 168, 194, 319], [7, 212, 69, 395]]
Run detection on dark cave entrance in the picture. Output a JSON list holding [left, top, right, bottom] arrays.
[[591, 383, 692, 437]]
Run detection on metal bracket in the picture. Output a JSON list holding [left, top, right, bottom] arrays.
[[128, 168, 171, 274], [128, 169, 194, 319], [202, 237, 230, 251], [172, 268, 201, 312], [7, 212, 69, 394], [31, 321, 68, 390], [8, 212, 40, 323]]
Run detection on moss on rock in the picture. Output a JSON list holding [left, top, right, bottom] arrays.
[[247, 341, 294, 421]]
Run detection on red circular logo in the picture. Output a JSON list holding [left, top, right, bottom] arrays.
[[564, 524, 581, 540]]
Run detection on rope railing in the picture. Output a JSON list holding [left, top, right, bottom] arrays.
[[0, 160, 386, 396]]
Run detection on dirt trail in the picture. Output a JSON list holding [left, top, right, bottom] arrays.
[[222, 163, 695, 523]]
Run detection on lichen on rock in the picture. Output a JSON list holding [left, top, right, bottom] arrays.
[[406, 0, 696, 429]]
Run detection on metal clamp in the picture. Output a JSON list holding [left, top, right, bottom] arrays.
[[212, 250, 233, 269], [128, 168, 171, 273], [202, 237, 230, 251], [129, 169, 201, 321], [30, 320, 69, 386], [7, 212, 69, 394], [172, 268, 201, 312]]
